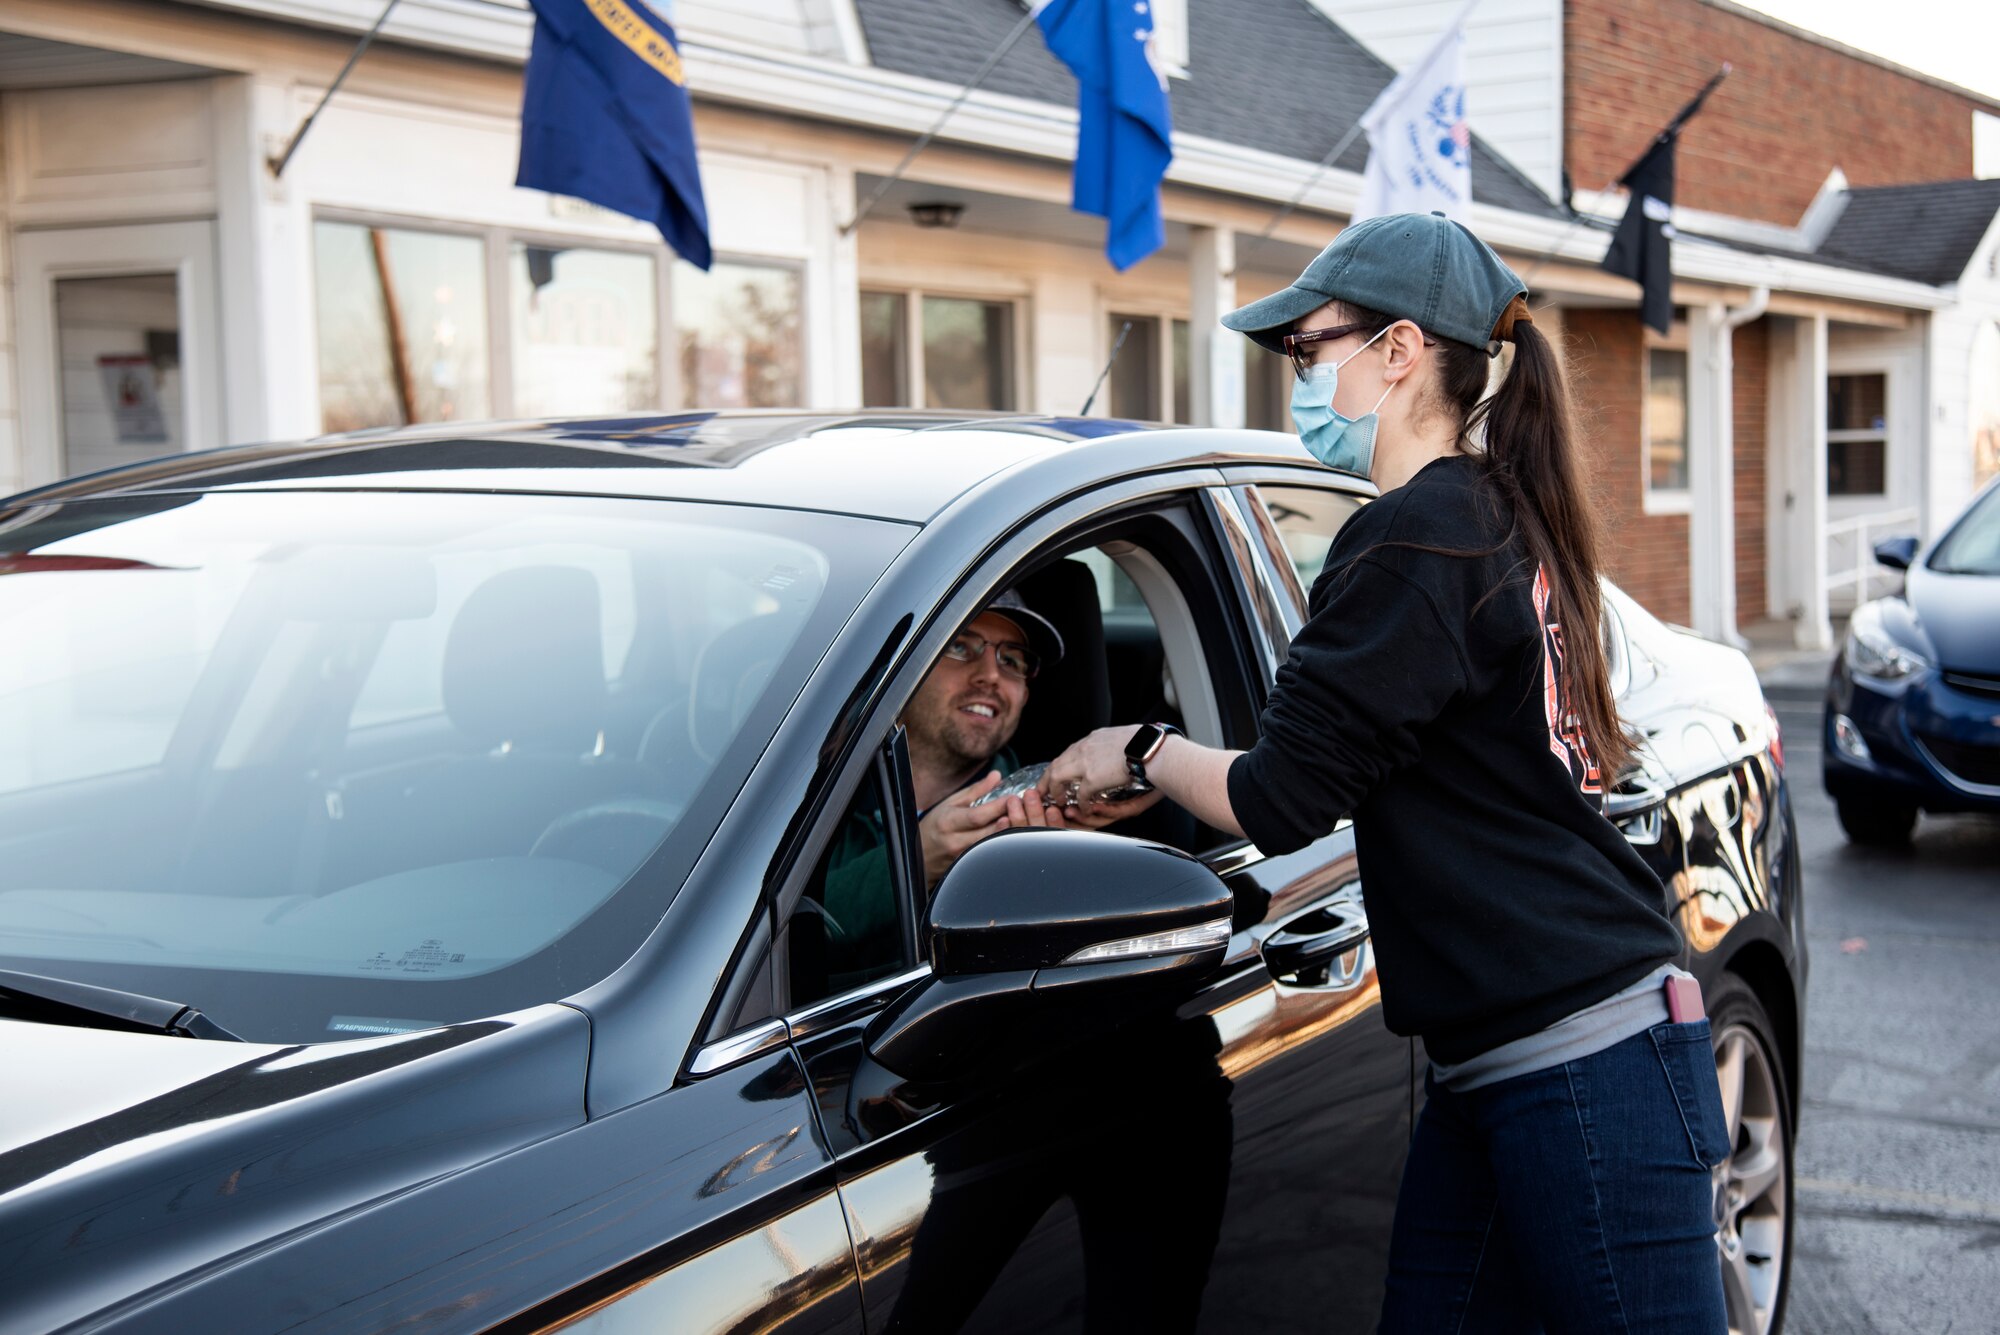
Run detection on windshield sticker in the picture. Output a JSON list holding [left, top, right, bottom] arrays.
[[328, 1016, 436, 1036], [360, 939, 468, 974]]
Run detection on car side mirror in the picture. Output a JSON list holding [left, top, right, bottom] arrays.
[[1872, 534, 1918, 571], [864, 829, 1231, 1081]]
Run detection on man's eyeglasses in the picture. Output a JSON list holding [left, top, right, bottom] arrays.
[[943, 632, 1039, 681], [1280, 321, 1436, 381]]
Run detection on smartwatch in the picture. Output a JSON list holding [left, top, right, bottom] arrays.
[[1094, 722, 1182, 803]]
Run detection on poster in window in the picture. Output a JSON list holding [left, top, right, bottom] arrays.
[[96, 354, 169, 444]]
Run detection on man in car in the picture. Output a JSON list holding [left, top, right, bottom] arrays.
[[815, 589, 1086, 988]]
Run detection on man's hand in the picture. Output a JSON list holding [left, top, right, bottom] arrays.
[[918, 771, 1013, 889], [1005, 790, 1074, 831]]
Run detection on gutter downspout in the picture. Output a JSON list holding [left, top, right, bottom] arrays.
[[1692, 286, 1769, 650]]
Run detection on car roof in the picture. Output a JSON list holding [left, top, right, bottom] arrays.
[[3, 411, 1319, 524]]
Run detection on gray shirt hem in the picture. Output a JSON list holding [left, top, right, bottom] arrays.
[[1429, 962, 1692, 1093]]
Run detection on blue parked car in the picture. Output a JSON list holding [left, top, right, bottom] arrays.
[[1824, 475, 2000, 844]]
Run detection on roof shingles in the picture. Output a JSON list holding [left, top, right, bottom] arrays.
[[852, 0, 1559, 218], [1816, 179, 2000, 286]]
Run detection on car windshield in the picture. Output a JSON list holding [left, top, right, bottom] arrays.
[[0, 490, 908, 1043], [1928, 483, 2000, 575]]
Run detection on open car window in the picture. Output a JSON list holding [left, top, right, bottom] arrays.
[[765, 502, 1267, 1019]]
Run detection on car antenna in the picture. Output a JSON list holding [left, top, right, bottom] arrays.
[[1079, 321, 1132, 417]]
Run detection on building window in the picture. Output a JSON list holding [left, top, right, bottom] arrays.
[[1108, 313, 1159, 420], [860, 291, 908, 407], [1245, 341, 1290, 434], [1106, 312, 1192, 422], [1172, 318, 1191, 423], [314, 220, 490, 432], [510, 243, 660, 418], [1644, 344, 1691, 504], [859, 290, 1018, 411], [923, 296, 1014, 410], [315, 213, 808, 431], [674, 260, 805, 409], [1827, 373, 1889, 496]]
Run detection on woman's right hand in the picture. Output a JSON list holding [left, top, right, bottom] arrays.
[[1038, 725, 1142, 811]]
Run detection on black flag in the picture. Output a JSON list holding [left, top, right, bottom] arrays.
[[1601, 66, 1729, 334]]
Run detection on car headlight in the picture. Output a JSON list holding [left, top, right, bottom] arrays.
[[1845, 601, 1931, 681]]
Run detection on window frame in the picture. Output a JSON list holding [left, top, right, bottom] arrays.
[[763, 724, 927, 1017], [1825, 369, 1891, 500], [699, 479, 1268, 1041], [1641, 321, 1693, 516], [311, 207, 809, 425], [857, 284, 1028, 411], [671, 251, 812, 411], [1100, 305, 1193, 422]]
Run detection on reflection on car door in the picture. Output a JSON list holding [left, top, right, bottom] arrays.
[[786, 499, 1411, 1332]]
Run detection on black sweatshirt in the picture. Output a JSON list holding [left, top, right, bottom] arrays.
[[1227, 455, 1681, 1064]]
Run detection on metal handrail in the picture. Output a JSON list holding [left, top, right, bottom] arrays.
[[1825, 506, 1920, 603]]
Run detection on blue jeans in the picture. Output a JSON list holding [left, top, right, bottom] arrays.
[[1378, 1020, 1731, 1334]]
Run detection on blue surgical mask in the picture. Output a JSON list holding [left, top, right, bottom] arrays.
[[1290, 326, 1395, 478]]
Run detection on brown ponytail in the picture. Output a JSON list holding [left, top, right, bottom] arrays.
[[1469, 320, 1634, 780], [1334, 300, 1635, 781]]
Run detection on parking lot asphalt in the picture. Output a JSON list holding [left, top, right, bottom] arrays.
[[1769, 696, 2000, 1335]]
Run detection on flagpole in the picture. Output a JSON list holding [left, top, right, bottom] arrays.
[[841, 7, 1041, 235], [1517, 191, 1613, 292], [268, 0, 404, 178], [1233, 118, 1367, 270], [1236, 0, 1479, 273], [1517, 63, 1730, 293]]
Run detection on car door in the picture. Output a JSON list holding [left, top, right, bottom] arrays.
[[1196, 482, 1410, 1331], [768, 489, 1411, 1333]]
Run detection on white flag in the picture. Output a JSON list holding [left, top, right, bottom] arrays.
[[1354, 0, 1476, 223]]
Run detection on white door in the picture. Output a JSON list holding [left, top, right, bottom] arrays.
[[1823, 345, 1922, 607], [14, 222, 221, 488]]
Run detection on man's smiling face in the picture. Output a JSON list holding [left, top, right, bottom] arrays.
[[904, 611, 1030, 772]]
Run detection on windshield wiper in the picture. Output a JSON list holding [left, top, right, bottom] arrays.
[[0, 968, 243, 1041]]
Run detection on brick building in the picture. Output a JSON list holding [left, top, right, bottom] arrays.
[[1556, 0, 2000, 638]]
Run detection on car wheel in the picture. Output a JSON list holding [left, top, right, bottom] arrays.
[[1834, 796, 1917, 847], [1709, 973, 1793, 1335]]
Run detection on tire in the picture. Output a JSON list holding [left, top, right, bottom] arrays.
[[1707, 973, 1794, 1335], [1835, 796, 1916, 847]]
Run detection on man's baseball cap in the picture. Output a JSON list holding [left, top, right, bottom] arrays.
[[981, 588, 1064, 667], [1222, 211, 1528, 357]]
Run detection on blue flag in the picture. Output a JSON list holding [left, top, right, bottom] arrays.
[[1035, 0, 1174, 270], [517, 0, 711, 269]]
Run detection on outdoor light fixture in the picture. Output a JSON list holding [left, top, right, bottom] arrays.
[[907, 201, 965, 229]]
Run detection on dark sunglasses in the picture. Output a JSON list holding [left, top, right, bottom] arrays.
[[943, 632, 1039, 681], [1280, 321, 1436, 380]]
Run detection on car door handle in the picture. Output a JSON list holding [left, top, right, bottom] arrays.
[[1262, 898, 1370, 987]]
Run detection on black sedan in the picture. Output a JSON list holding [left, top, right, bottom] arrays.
[[0, 412, 1803, 1334], [1823, 475, 2000, 844]]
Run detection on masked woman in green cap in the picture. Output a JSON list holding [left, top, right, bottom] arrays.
[[1041, 211, 1730, 1333]]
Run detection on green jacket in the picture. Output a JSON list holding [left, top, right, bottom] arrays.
[[820, 749, 1020, 986]]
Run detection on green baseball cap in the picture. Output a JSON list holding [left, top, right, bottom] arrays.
[[1223, 211, 1528, 357]]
